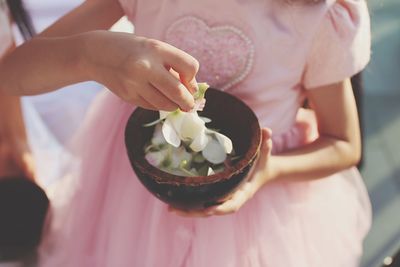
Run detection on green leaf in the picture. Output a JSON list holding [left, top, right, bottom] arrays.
[[193, 82, 209, 100]]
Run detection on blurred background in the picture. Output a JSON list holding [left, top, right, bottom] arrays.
[[360, 0, 400, 266]]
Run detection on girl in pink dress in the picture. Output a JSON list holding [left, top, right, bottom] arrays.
[[4, 0, 372, 266]]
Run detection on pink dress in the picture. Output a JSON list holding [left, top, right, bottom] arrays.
[[40, 0, 372, 266]]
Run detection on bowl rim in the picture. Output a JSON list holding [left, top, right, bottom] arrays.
[[125, 88, 262, 186]]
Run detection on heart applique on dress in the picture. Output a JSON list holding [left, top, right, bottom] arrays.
[[165, 17, 254, 91]]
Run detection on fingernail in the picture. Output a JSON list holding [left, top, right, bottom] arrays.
[[190, 79, 199, 94], [179, 85, 195, 111]]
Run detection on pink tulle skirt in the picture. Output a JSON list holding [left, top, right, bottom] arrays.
[[39, 92, 371, 267]]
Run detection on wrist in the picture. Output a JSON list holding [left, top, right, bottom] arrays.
[[75, 30, 119, 84], [70, 32, 98, 83], [267, 155, 282, 182]]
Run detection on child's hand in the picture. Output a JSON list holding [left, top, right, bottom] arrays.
[[82, 31, 199, 111], [169, 128, 274, 217]]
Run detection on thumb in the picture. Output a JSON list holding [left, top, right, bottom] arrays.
[[245, 128, 273, 183], [255, 128, 273, 168], [260, 128, 273, 155]]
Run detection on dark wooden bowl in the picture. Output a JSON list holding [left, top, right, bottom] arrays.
[[125, 88, 261, 210]]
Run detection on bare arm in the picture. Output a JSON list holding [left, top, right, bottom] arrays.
[[171, 79, 362, 216], [191, 79, 362, 215], [0, 34, 92, 95], [0, 0, 198, 110], [270, 79, 361, 181], [0, 0, 123, 179], [0, 0, 124, 95]]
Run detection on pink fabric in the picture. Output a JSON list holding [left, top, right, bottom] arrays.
[[303, 0, 371, 88], [39, 1, 372, 266], [165, 17, 255, 91]]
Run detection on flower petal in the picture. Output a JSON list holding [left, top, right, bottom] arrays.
[[167, 110, 185, 136], [192, 98, 206, 112], [199, 116, 212, 123], [190, 129, 209, 152], [202, 138, 227, 164], [159, 110, 171, 120], [170, 146, 192, 169], [162, 119, 181, 147], [145, 149, 168, 167], [214, 132, 233, 154], [180, 113, 206, 140], [151, 124, 166, 145]]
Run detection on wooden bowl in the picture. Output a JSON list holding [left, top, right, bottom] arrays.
[[125, 88, 261, 210]]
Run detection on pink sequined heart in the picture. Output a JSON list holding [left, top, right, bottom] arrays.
[[165, 17, 254, 90]]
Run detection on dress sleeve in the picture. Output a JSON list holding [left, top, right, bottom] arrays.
[[302, 0, 371, 89]]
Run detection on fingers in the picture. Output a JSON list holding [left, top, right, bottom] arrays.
[[212, 182, 256, 215], [139, 82, 179, 111], [212, 195, 244, 215], [257, 128, 273, 165], [168, 206, 213, 218], [117, 39, 199, 110], [184, 76, 198, 95], [149, 67, 194, 111], [166, 68, 198, 95], [260, 128, 273, 155], [168, 128, 275, 218], [169, 183, 256, 217], [245, 128, 273, 180], [135, 94, 158, 110], [159, 42, 199, 94]]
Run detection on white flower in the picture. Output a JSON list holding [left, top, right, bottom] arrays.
[[145, 149, 168, 167], [180, 112, 206, 140], [202, 137, 228, 164], [161, 109, 209, 149], [189, 128, 209, 152], [170, 146, 192, 169], [161, 110, 185, 148], [144, 82, 235, 176], [213, 131, 233, 154], [151, 124, 166, 145]]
